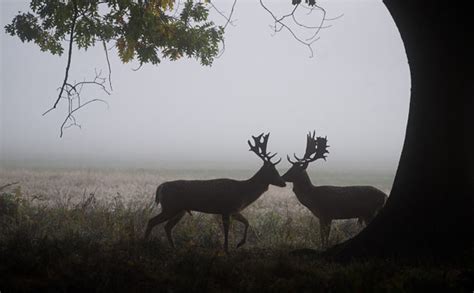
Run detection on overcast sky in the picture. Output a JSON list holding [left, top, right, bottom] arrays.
[[0, 0, 409, 171]]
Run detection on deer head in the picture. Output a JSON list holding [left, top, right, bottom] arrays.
[[282, 131, 329, 183], [248, 133, 286, 187]]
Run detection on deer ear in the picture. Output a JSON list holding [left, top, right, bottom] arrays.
[[302, 162, 309, 170]]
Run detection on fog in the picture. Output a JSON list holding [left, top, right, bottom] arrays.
[[0, 0, 409, 171]]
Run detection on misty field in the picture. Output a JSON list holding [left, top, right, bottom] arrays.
[[1, 167, 471, 292], [0, 167, 393, 249]]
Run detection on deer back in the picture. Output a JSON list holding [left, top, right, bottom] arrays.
[[157, 178, 269, 215], [298, 185, 387, 220]]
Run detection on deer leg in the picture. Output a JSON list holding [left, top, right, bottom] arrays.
[[319, 218, 332, 249], [232, 213, 249, 248], [319, 218, 326, 249], [144, 211, 174, 240], [222, 214, 230, 254], [164, 211, 186, 248], [326, 220, 332, 248]]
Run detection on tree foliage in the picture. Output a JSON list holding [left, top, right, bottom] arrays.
[[5, 0, 224, 66], [4, 0, 326, 136]]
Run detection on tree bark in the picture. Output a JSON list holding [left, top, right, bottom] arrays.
[[326, 2, 473, 261]]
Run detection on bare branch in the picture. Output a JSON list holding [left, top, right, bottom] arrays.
[[209, 0, 238, 59], [324, 14, 344, 21], [43, 1, 78, 116], [216, 37, 226, 58], [209, 0, 237, 30], [260, 0, 316, 57], [224, 0, 237, 30], [56, 70, 111, 137], [102, 40, 113, 91], [132, 63, 143, 71], [305, 3, 327, 42], [291, 13, 331, 31], [300, 3, 344, 21], [259, 0, 339, 57], [60, 98, 109, 138]]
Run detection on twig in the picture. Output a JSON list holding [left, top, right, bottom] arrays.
[[305, 3, 327, 42], [132, 63, 143, 71], [259, 0, 339, 57], [209, 0, 237, 30], [60, 98, 109, 137], [224, 0, 237, 30], [57, 69, 111, 137], [102, 40, 113, 91], [209, 0, 237, 59], [260, 0, 316, 57]]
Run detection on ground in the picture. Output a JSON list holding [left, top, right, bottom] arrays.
[[0, 168, 471, 292]]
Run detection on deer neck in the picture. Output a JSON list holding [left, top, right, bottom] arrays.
[[292, 170, 314, 194], [247, 166, 270, 193]]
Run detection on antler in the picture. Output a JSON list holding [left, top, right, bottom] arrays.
[[248, 133, 281, 165], [288, 131, 329, 165]]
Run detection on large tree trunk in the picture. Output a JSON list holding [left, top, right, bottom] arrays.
[[327, 2, 473, 260]]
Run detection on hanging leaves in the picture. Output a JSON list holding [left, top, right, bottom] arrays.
[[5, 0, 224, 66]]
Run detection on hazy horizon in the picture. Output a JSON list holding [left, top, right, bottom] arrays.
[[1, 0, 409, 172]]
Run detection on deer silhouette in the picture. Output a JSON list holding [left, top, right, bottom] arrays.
[[144, 133, 285, 253], [282, 131, 387, 248]]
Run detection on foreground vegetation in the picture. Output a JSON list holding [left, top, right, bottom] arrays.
[[0, 182, 472, 292]]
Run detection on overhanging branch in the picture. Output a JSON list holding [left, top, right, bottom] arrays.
[[43, 2, 78, 116], [41, 3, 113, 137], [103, 40, 113, 91]]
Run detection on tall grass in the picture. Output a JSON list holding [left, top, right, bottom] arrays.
[[0, 168, 472, 292]]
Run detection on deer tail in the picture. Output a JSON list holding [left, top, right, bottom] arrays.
[[155, 184, 192, 215]]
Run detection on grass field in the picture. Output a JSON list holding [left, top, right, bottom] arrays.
[[0, 167, 471, 292]]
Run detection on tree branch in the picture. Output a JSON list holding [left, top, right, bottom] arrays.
[[60, 98, 109, 137], [209, 0, 237, 30], [259, 0, 338, 58], [102, 40, 113, 91], [260, 1, 315, 57], [58, 69, 111, 137], [43, 1, 78, 116]]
